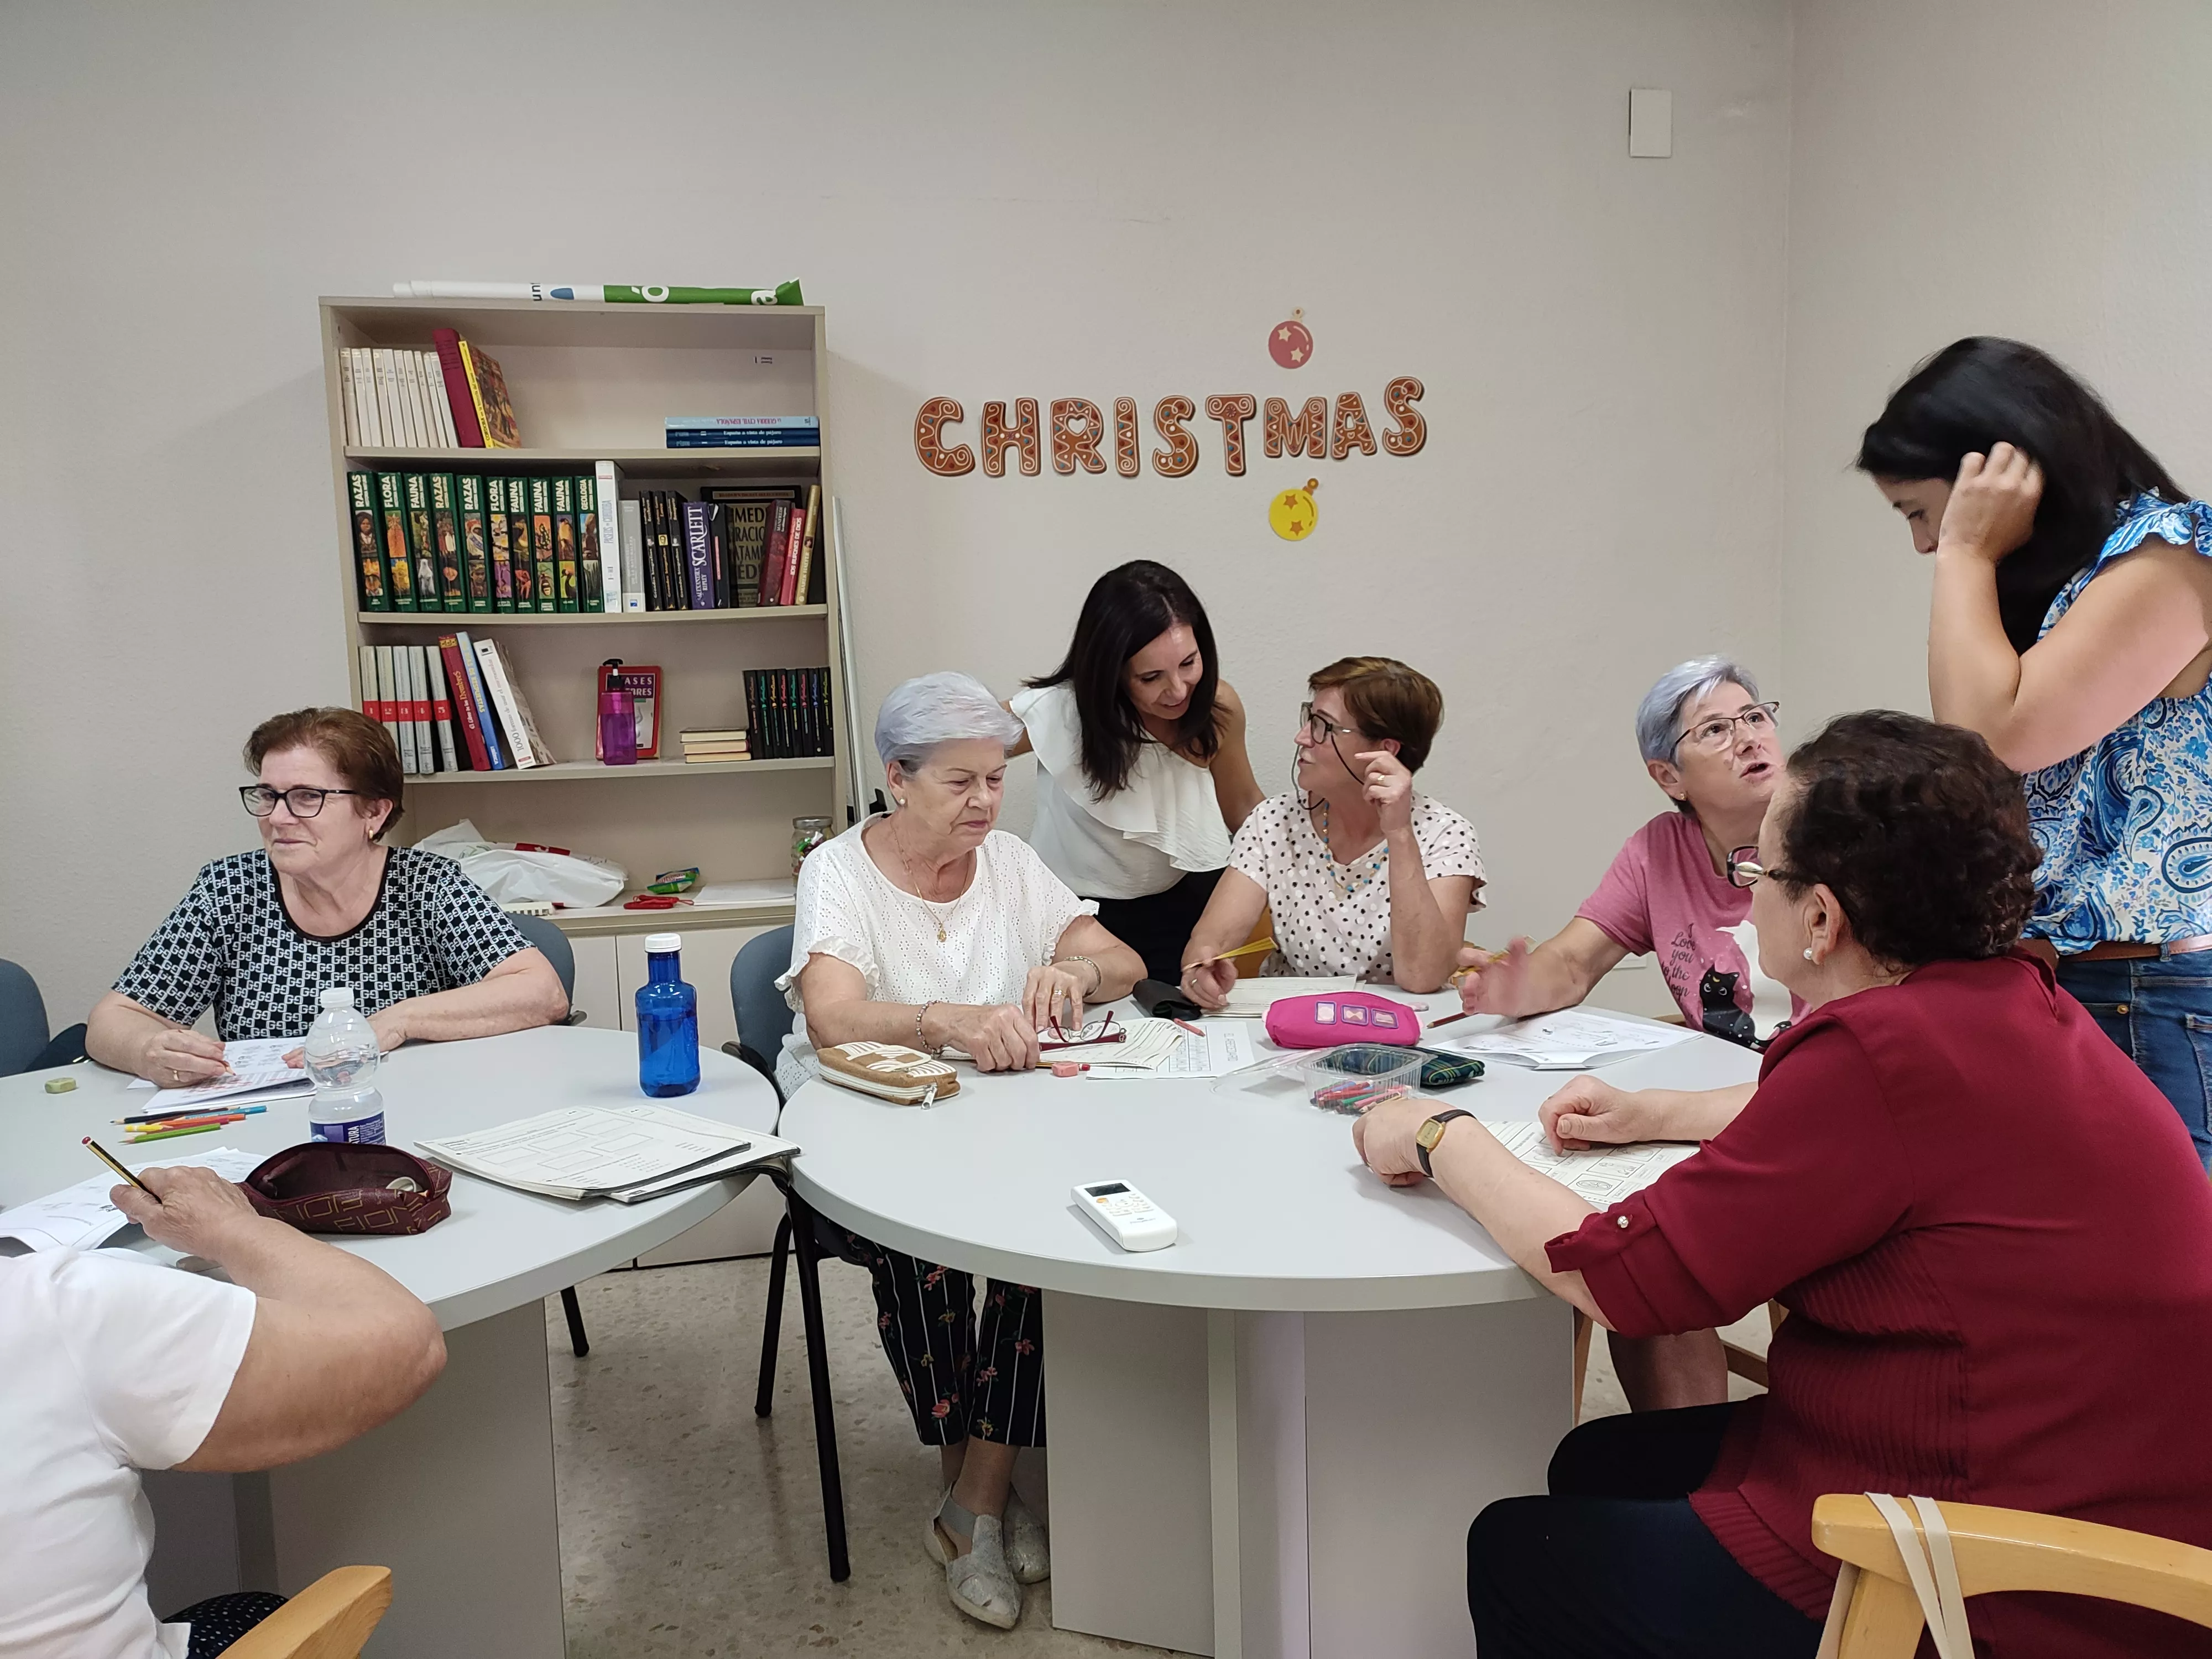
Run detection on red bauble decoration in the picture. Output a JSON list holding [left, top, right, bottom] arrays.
[[1268, 317, 1314, 369]]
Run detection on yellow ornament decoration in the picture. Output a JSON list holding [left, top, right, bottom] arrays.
[[1269, 478, 1319, 541]]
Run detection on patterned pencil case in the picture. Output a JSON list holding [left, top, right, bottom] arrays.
[[1309, 1042, 1483, 1091], [1408, 1046, 1485, 1089]]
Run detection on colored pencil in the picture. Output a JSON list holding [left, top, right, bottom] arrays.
[[117, 1103, 268, 1127], [121, 1122, 226, 1145], [123, 1112, 247, 1133]]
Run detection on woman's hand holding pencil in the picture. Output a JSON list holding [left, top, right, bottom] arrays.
[[1437, 937, 1535, 1024]]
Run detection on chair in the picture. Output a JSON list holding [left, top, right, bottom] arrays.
[[224, 1566, 392, 1659], [511, 914, 596, 1358], [1811, 1493, 2212, 1657], [0, 959, 50, 1077], [719, 925, 852, 1584]]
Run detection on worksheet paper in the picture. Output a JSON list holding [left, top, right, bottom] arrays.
[[1481, 1119, 1699, 1207], [416, 1104, 780, 1198], [128, 1036, 311, 1111], [0, 1148, 264, 1253], [1219, 977, 1359, 1018], [1442, 1010, 1695, 1070], [1084, 1019, 1262, 1079]]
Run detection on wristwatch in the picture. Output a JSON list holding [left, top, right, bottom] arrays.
[[1415, 1108, 1474, 1177]]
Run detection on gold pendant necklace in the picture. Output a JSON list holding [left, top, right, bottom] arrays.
[[891, 818, 950, 942]]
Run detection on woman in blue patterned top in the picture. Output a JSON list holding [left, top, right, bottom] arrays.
[[88, 708, 569, 1086], [1860, 337, 2212, 1166]]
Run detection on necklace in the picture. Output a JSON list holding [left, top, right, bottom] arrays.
[[1312, 797, 1387, 899], [889, 817, 951, 942]]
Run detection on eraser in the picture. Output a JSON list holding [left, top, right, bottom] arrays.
[[44, 1077, 76, 1094], [1051, 1061, 1081, 1078]]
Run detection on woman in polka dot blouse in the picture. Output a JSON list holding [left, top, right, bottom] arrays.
[[1181, 656, 1483, 1002]]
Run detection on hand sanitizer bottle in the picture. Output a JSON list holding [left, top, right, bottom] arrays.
[[303, 987, 386, 1143], [636, 933, 700, 1097]]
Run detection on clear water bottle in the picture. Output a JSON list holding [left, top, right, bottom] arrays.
[[636, 933, 700, 1097], [303, 987, 386, 1143]]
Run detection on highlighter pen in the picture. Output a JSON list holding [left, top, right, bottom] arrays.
[[121, 1121, 227, 1145]]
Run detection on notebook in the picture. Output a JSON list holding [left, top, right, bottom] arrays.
[[414, 1104, 795, 1201]]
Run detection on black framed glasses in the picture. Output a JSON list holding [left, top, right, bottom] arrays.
[[1725, 845, 1804, 889], [240, 785, 364, 818], [1297, 702, 1360, 744], [1674, 701, 1781, 757]]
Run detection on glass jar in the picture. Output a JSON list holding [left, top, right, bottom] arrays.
[[792, 816, 832, 874]]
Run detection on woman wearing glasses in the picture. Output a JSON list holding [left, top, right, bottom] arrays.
[[1180, 656, 1481, 1003], [87, 708, 567, 1086], [1457, 657, 1801, 1045]]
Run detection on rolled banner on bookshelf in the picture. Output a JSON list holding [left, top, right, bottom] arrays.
[[392, 280, 804, 306]]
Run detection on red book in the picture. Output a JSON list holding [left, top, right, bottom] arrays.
[[430, 329, 487, 448], [777, 497, 808, 606], [759, 500, 792, 606], [438, 635, 493, 770]]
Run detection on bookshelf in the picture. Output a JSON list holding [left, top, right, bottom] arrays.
[[317, 296, 848, 935]]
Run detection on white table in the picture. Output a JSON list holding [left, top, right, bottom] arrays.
[[781, 1009, 1760, 1658], [0, 1026, 781, 1659]]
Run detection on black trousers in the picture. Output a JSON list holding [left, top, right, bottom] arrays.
[[821, 1220, 1046, 1447], [1467, 1405, 1823, 1658], [1093, 867, 1224, 987]]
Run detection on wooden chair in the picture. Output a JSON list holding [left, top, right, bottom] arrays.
[[1811, 1494, 2212, 1658], [225, 1567, 392, 1659]]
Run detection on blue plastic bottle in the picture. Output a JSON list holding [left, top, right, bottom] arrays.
[[636, 932, 700, 1097]]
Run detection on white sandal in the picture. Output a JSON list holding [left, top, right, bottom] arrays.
[[924, 1490, 1022, 1630], [1003, 1490, 1050, 1584]]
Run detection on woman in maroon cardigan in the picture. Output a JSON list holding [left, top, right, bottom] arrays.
[[1354, 711, 2212, 1658]]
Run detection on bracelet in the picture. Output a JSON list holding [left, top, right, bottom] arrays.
[[914, 1000, 940, 1055], [1057, 956, 1103, 999]]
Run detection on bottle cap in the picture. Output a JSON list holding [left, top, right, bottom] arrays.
[[644, 933, 682, 953], [320, 987, 355, 1010]]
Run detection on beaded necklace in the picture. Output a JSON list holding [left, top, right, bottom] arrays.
[[1312, 796, 1388, 899]]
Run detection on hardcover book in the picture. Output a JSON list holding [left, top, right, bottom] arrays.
[[581, 469, 607, 612], [759, 500, 792, 606], [619, 499, 646, 611], [485, 476, 517, 611], [701, 488, 797, 609], [707, 501, 730, 609], [430, 473, 466, 612], [505, 478, 535, 610], [529, 476, 557, 613], [460, 340, 522, 448], [551, 475, 581, 612], [451, 629, 508, 770], [793, 483, 823, 606], [439, 634, 493, 770], [681, 502, 715, 611], [403, 473, 440, 608], [430, 328, 486, 447], [457, 473, 494, 612], [348, 471, 387, 610], [375, 472, 416, 610]]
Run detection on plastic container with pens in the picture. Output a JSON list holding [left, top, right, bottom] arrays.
[[1305, 1044, 1423, 1114]]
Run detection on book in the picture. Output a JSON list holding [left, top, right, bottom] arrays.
[[551, 475, 581, 612], [682, 500, 715, 611], [371, 349, 401, 450], [404, 352, 434, 447], [357, 644, 382, 728], [408, 645, 434, 772], [473, 635, 554, 766], [338, 351, 359, 446], [438, 634, 494, 770], [779, 492, 810, 607], [484, 476, 517, 611], [374, 645, 409, 770], [430, 473, 466, 612], [425, 644, 459, 771], [619, 499, 646, 611], [639, 491, 664, 610], [459, 340, 521, 447], [592, 462, 620, 613], [529, 477, 556, 613], [375, 472, 416, 610], [348, 471, 387, 610], [427, 354, 459, 447], [505, 478, 536, 610], [663, 415, 821, 435], [792, 483, 822, 606], [760, 500, 792, 606], [457, 473, 493, 611], [402, 474, 439, 607], [430, 329, 486, 447], [701, 488, 795, 608], [706, 502, 731, 608], [451, 629, 508, 770]]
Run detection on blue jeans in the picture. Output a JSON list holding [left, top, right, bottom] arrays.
[[2056, 953, 2212, 1170]]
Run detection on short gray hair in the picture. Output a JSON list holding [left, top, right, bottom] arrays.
[[1634, 656, 1765, 765], [873, 671, 1025, 773]]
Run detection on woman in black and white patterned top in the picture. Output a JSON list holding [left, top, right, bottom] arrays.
[[88, 709, 568, 1086], [1182, 657, 1484, 1001]]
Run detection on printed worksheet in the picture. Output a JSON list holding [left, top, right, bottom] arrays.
[[1443, 1010, 1695, 1070], [128, 1036, 311, 1110], [1087, 1019, 1262, 1079], [0, 1147, 265, 1253], [1481, 1119, 1699, 1206], [416, 1104, 771, 1198]]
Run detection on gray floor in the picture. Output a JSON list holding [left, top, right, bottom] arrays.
[[546, 1255, 1761, 1656]]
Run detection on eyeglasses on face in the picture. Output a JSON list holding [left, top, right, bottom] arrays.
[[1297, 702, 1360, 744], [240, 784, 365, 818], [1726, 845, 1805, 890], [1674, 701, 1781, 757]]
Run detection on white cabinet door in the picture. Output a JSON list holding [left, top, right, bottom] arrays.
[[568, 935, 622, 1031]]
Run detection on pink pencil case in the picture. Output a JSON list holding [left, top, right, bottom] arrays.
[[1264, 990, 1422, 1049]]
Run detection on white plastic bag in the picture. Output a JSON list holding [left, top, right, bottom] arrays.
[[414, 819, 627, 909]]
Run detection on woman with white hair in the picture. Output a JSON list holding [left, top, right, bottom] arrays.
[[778, 671, 1143, 1630]]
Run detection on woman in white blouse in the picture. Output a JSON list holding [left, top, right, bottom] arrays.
[[1182, 656, 1483, 1002], [1006, 561, 1263, 984], [778, 672, 1142, 1631]]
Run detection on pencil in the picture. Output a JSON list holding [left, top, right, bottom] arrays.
[[116, 1103, 267, 1127], [82, 1136, 159, 1198], [123, 1112, 247, 1133], [121, 1121, 227, 1145], [1168, 1016, 1205, 1036], [1191, 937, 1275, 969]]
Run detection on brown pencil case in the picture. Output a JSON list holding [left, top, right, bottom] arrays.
[[242, 1142, 452, 1236]]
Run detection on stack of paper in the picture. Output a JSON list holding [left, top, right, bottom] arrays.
[[1482, 1119, 1699, 1205], [0, 1148, 265, 1253], [416, 1104, 796, 1203], [127, 1037, 310, 1113], [1219, 977, 1358, 1018], [1441, 1009, 1694, 1070], [1086, 1019, 1263, 1079]]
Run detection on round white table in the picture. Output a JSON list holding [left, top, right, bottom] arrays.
[[782, 1008, 1760, 1659], [0, 1026, 781, 1659]]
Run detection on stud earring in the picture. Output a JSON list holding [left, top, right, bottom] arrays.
[[1803, 947, 1815, 961]]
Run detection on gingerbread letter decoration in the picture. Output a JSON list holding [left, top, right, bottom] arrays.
[[1114, 397, 1140, 476], [1381, 376, 1427, 457], [913, 397, 976, 476], [1331, 392, 1378, 460], [1151, 396, 1199, 477], [1204, 394, 1257, 476], [981, 398, 1042, 477], [1263, 395, 1328, 461], [1050, 398, 1108, 475]]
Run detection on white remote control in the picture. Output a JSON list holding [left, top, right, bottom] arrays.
[[1072, 1180, 1177, 1252]]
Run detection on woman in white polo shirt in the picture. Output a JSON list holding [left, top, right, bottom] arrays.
[[1007, 561, 1263, 984]]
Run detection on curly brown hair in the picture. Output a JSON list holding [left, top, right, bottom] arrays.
[[1777, 711, 2038, 964]]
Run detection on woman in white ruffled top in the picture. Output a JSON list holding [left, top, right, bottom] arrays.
[[1006, 560, 1263, 983]]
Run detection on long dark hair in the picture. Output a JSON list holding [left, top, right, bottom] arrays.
[[1026, 560, 1222, 795], [1856, 337, 2186, 653]]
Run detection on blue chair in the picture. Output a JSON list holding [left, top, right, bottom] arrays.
[[0, 959, 50, 1077], [721, 926, 849, 1583]]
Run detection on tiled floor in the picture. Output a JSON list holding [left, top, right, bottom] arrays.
[[547, 1256, 1761, 1656]]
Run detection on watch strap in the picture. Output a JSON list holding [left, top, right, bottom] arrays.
[[1415, 1108, 1475, 1177]]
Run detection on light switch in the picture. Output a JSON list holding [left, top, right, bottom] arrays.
[[1629, 87, 1672, 158]]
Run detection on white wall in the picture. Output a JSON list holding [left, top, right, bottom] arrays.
[[1781, 0, 2212, 726], [0, 0, 1792, 1022]]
